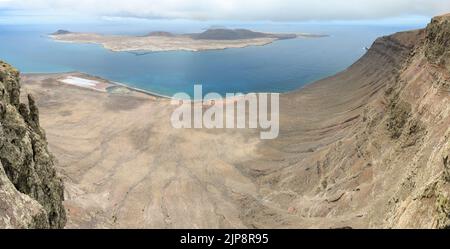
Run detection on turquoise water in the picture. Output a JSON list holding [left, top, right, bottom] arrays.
[[0, 23, 422, 97]]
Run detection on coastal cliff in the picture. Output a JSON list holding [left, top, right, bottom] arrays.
[[245, 14, 450, 228], [0, 61, 66, 228], [12, 14, 450, 229]]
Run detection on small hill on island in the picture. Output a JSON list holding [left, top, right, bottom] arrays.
[[52, 30, 72, 35], [145, 31, 175, 37], [190, 28, 297, 40]]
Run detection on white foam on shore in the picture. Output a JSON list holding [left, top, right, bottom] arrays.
[[60, 76, 99, 88]]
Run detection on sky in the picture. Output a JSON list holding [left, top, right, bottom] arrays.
[[1, 0, 450, 24]]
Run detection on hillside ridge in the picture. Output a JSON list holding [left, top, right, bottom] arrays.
[[241, 15, 450, 228]]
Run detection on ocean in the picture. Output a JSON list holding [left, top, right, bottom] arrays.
[[0, 21, 424, 97]]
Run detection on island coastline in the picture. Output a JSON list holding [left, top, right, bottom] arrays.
[[49, 28, 328, 53]]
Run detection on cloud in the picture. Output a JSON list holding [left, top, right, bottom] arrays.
[[1, 0, 450, 21]]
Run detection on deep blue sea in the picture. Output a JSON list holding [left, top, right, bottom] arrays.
[[0, 21, 424, 97]]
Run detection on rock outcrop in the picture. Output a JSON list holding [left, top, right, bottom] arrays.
[[0, 61, 66, 228], [425, 14, 450, 71]]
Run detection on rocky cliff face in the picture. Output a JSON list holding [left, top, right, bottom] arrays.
[[242, 14, 450, 228], [0, 61, 66, 228], [425, 14, 450, 72]]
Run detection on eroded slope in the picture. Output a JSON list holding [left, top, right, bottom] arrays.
[[244, 15, 450, 228]]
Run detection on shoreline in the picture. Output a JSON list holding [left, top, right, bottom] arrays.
[[24, 71, 172, 99], [108, 80, 172, 99], [49, 31, 329, 54], [23, 71, 281, 103], [50, 37, 277, 53], [48, 29, 328, 53], [49, 34, 278, 53]]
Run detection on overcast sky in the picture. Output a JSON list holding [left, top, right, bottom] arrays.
[[1, 0, 450, 22]]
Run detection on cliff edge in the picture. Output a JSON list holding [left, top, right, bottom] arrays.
[[0, 61, 66, 228], [240, 14, 450, 228]]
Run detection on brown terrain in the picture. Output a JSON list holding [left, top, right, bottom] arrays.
[[1, 14, 449, 228]]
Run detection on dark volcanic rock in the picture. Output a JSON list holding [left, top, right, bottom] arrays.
[[190, 28, 292, 40], [52, 30, 71, 35], [145, 31, 175, 37], [425, 14, 450, 70], [0, 61, 66, 228]]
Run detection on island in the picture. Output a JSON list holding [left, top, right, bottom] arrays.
[[49, 28, 328, 52]]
